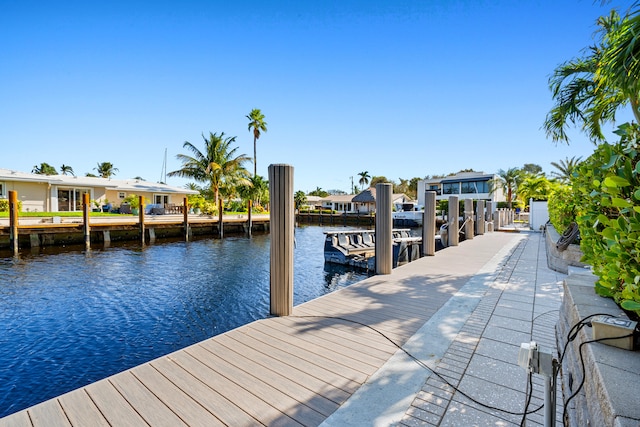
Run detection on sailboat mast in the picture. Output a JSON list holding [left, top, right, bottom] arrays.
[[160, 148, 167, 183]]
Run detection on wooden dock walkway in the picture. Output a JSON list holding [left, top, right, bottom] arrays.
[[0, 232, 522, 427]]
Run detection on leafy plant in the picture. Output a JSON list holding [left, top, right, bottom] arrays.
[[122, 194, 147, 209], [0, 199, 22, 212], [548, 185, 577, 232], [572, 123, 640, 317]]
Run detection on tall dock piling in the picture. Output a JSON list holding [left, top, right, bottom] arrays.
[[183, 197, 190, 241], [9, 190, 19, 256], [464, 198, 474, 240], [423, 190, 436, 256], [247, 200, 253, 238], [82, 193, 91, 250], [139, 195, 145, 245], [375, 183, 393, 274], [448, 196, 459, 247], [476, 200, 485, 235], [269, 164, 294, 316]]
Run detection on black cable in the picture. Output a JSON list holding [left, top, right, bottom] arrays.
[[558, 313, 612, 364], [290, 315, 544, 417], [520, 371, 534, 427], [562, 332, 634, 418]]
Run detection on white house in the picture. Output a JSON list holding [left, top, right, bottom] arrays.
[[417, 172, 506, 207], [0, 168, 198, 212], [320, 188, 412, 214]]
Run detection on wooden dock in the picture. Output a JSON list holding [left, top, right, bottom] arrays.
[[0, 215, 270, 250], [0, 232, 519, 427]]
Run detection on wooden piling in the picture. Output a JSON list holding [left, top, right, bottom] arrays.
[[448, 196, 459, 246], [464, 198, 474, 240], [423, 190, 436, 256], [218, 199, 224, 239], [139, 195, 145, 245], [9, 190, 18, 255], [375, 183, 393, 274], [83, 193, 91, 250], [183, 197, 190, 241], [476, 200, 485, 235], [247, 200, 253, 238], [269, 164, 294, 316]]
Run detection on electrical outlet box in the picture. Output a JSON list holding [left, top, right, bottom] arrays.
[[591, 316, 637, 350]]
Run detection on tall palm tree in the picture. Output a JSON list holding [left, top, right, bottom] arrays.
[[168, 132, 251, 205], [544, 10, 640, 144], [60, 164, 75, 176], [550, 156, 583, 183], [491, 168, 523, 209], [95, 162, 118, 178], [246, 108, 267, 177], [358, 171, 370, 188]]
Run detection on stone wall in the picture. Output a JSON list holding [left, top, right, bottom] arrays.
[[550, 231, 640, 426], [545, 224, 587, 274]]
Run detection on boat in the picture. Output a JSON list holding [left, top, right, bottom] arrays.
[[392, 202, 423, 227], [323, 229, 423, 271]]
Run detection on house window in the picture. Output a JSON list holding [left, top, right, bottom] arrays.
[[442, 183, 459, 194], [460, 180, 490, 194], [58, 188, 88, 211], [118, 192, 126, 199], [0, 182, 5, 198], [154, 194, 169, 205]]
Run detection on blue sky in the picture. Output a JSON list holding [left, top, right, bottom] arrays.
[[0, 1, 633, 193]]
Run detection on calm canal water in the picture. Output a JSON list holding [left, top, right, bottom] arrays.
[[0, 224, 371, 418]]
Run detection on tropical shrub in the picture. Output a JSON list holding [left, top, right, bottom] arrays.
[[187, 194, 206, 211], [0, 199, 22, 212], [201, 200, 218, 216], [573, 123, 640, 316], [548, 185, 577, 232]]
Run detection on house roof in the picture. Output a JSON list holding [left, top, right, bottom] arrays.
[[351, 187, 413, 204], [321, 194, 354, 203], [0, 168, 198, 195], [352, 187, 376, 203]]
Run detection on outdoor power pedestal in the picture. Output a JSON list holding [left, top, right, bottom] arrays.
[[591, 316, 638, 351]]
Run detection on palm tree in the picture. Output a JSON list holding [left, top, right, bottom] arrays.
[[95, 162, 118, 178], [168, 132, 251, 205], [246, 108, 267, 177], [32, 162, 57, 175], [550, 156, 583, 183], [358, 171, 370, 189], [518, 176, 557, 208], [60, 164, 75, 176], [544, 10, 640, 144], [294, 191, 308, 211], [491, 168, 523, 209]]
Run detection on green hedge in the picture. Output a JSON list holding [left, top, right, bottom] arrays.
[[573, 123, 640, 316]]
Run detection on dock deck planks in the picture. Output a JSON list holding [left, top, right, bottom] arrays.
[[0, 232, 519, 427]]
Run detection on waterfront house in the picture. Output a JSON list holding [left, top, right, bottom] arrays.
[[320, 188, 412, 214], [416, 172, 506, 206], [0, 168, 198, 212]]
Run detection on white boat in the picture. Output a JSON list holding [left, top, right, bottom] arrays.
[[392, 202, 423, 227]]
